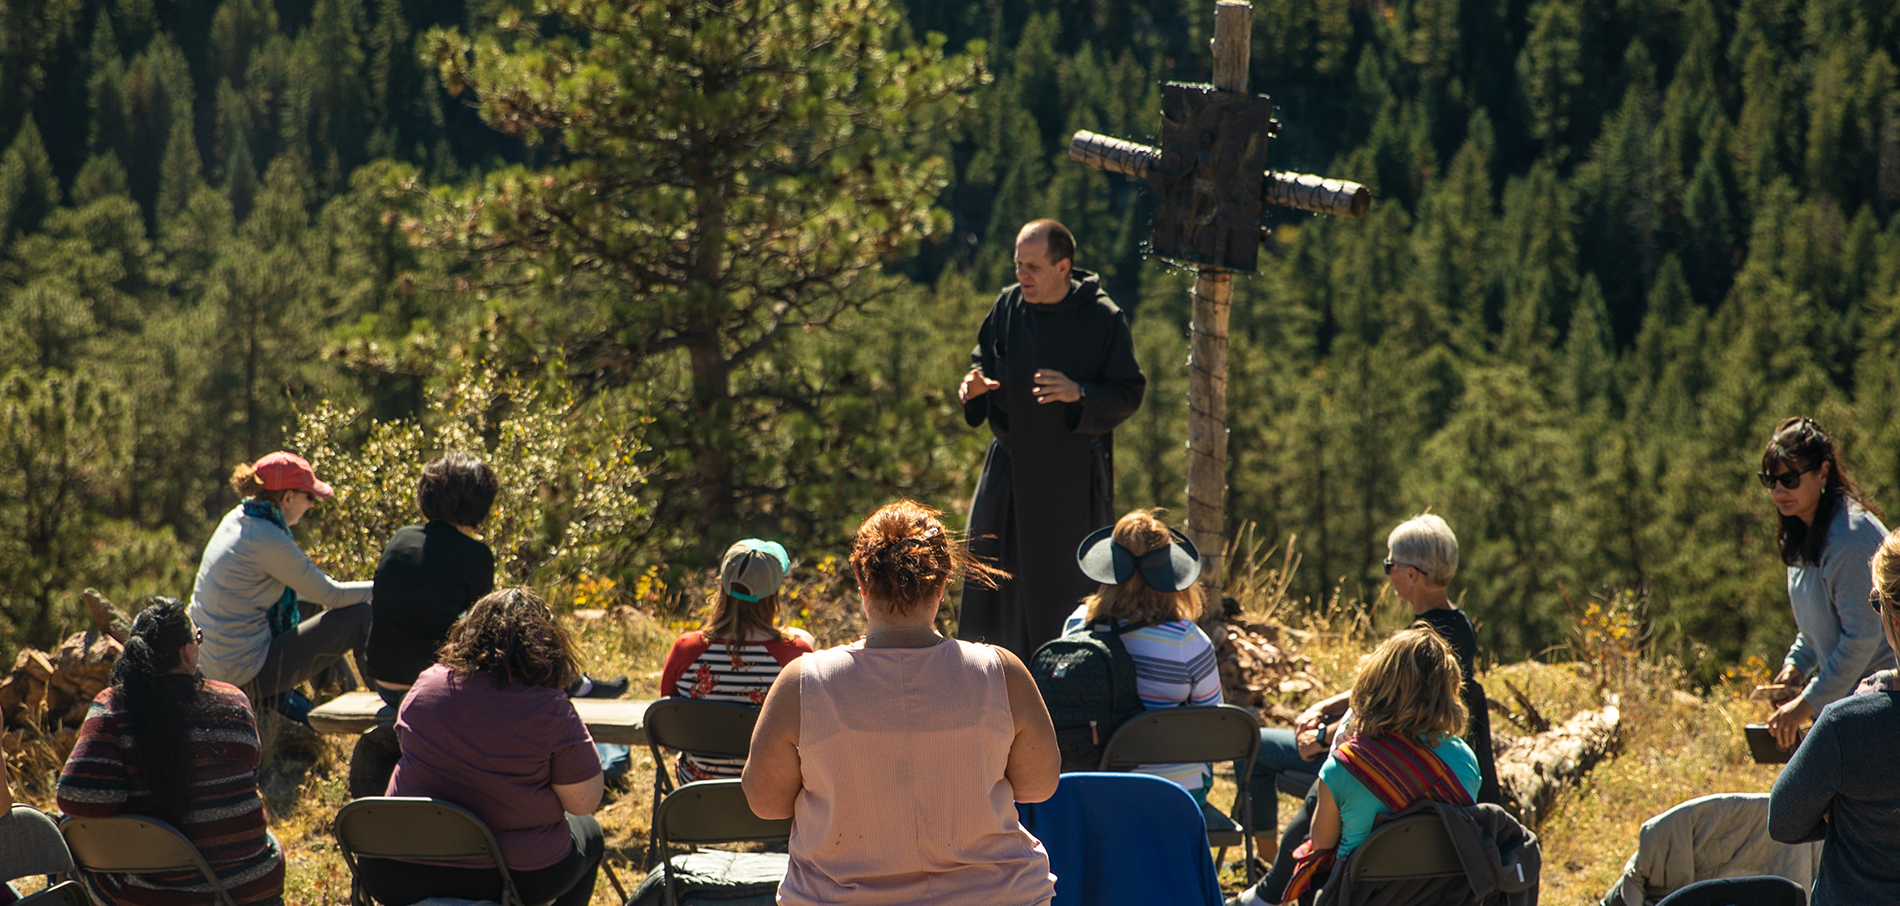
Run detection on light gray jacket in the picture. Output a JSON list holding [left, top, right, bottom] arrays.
[[1603, 793, 1819, 906], [1784, 502, 1890, 708], [188, 504, 372, 687]]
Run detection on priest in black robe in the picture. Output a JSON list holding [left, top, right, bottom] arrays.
[[956, 219, 1146, 659]]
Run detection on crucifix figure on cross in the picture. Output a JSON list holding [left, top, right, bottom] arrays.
[[1068, 0, 1371, 607]]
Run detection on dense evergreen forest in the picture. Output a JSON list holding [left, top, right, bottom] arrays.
[[0, 0, 1896, 681]]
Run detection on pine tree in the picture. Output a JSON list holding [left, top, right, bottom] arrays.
[[403, 0, 985, 558], [0, 117, 59, 246]]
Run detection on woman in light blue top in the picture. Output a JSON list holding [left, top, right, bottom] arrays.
[[189, 452, 373, 703], [1761, 417, 1891, 749]]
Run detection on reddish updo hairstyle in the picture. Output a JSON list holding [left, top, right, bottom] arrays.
[[849, 500, 1006, 615]]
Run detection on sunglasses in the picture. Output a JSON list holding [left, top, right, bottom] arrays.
[[1382, 557, 1422, 576], [1757, 464, 1819, 490]]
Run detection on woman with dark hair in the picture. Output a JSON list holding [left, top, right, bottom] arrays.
[[367, 451, 501, 710], [659, 538, 815, 782], [744, 500, 1059, 906], [57, 598, 285, 906], [369, 453, 626, 714], [1759, 417, 1891, 749], [363, 587, 605, 906], [189, 451, 372, 705]]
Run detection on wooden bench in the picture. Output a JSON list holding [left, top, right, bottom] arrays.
[[308, 691, 655, 745]]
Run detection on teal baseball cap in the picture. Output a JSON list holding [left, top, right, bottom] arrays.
[[721, 539, 791, 602]]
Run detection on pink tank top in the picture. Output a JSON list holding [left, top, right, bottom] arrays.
[[778, 639, 1056, 906]]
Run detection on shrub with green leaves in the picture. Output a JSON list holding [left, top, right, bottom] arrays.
[[290, 359, 650, 586]]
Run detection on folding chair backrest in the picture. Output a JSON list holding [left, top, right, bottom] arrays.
[[654, 780, 790, 850], [0, 805, 75, 882], [1097, 704, 1261, 770], [1097, 705, 1264, 883], [1346, 813, 1465, 883], [334, 797, 521, 906], [655, 780, 790, 849], [60, 815, 236, 906], [644, 699, 760, 761]]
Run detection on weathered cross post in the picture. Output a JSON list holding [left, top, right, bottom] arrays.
[[1069, 0, 1370, 612]]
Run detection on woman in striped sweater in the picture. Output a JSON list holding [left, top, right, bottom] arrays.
[[658, 539, 816, 782], [1063, 510, 1224, 800], [57, 598, 284, 906]]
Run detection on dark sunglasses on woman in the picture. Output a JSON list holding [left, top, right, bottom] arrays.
[[1757, 464, 1819, 490]]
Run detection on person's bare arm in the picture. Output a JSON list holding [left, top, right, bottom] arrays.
[[743, 658, 805, 820], [999, 647, 1060, 803], [1309, 779, 1343, 849], [552, 773, 604, 816], [1296, 691, 1353, 731]]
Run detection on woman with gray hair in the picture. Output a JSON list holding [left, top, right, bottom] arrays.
[[1234, 514, 1499, 903]]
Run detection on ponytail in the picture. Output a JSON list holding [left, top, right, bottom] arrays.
[[112, 598, 203, 825]]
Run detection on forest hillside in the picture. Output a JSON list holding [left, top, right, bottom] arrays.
[[0, 0, 1895, 684]]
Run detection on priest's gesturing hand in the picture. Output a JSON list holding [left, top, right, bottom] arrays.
[[1032, 369, 1082, 404], [959, 367, 1001, 404]]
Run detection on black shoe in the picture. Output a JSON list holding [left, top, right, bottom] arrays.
[[573, 674, 629, 699]]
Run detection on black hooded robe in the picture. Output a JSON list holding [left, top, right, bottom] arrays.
[[957, 270, 1146, 660]]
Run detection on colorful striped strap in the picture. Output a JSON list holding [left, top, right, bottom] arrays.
[[1334, 731, 1475, 811]]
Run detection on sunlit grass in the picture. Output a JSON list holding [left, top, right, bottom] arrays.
[[6, 562, 1798, 906]]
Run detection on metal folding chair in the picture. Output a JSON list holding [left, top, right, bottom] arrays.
[[60, 814, 236, 906], [648, 780, 790, 906], [642, 698, 761, 866], [1, 805, 84, 906], [1314, 811, 1471, 906], [1098, 704, 1263, 884], [333, 796, 531, 906]]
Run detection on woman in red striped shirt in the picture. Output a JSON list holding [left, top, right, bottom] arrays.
[[659, 539, 815, 783]]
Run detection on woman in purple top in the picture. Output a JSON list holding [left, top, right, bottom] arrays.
[[360, 587, 605, 906]]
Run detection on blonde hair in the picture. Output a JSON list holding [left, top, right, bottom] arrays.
[[1874, 529, 1900, 617], [1081, 510, 1201, 625], [1349, 626, 1468, 742], [228, 463, 291, 505], [850, 500, 1003, 615]]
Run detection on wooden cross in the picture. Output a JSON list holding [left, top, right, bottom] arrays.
[[1069, 0, 1371, 606]]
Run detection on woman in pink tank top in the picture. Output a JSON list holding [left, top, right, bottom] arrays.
[[744, 500, 1061, 906]]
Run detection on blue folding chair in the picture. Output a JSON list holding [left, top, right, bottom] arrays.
[[1017, 772, 1223, 906]]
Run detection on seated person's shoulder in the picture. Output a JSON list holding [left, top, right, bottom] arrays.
[[202, 678, 251, 701], [1822, 689, 1900, 726]]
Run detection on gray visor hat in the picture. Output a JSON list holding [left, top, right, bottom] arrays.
[[1075, 525, 1202, 592]]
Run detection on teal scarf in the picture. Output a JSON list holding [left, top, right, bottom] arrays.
[[242, 498, 302, 637]]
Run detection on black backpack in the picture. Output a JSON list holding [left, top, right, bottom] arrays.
[[1030, 621, 1147, 772]]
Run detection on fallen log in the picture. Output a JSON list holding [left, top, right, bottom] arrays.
[[1496, 697, 1620, 828]]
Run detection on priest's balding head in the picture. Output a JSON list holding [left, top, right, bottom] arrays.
[[1014, 219, 1076, 304]]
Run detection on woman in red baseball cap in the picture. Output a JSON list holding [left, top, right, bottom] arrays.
[[187, 451, 373, 711]]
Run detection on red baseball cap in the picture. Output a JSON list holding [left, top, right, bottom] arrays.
[[253, 451, 334, 498]]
